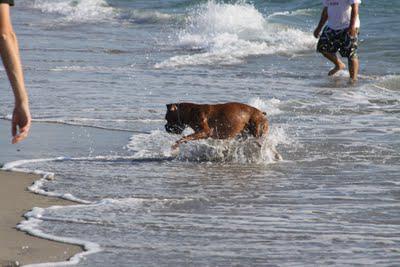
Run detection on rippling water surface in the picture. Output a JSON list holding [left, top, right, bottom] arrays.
[[0, 0, 399, 266]]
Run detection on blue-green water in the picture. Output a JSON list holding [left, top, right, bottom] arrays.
[[0, 0, 399, 266]]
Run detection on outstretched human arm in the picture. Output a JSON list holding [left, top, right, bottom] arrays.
[[314, 7, 328, 38], [348, 3, 359, 37], [0, 3, 31, 144]]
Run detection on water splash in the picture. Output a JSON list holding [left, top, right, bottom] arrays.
[[127, 98, 287, 164], [373, 75, 400, 91], [155, 0, 315, 68], [177, 133, 283, 164], [33, 0, 115, 23]]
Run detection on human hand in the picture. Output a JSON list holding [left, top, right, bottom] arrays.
[[11, 102, 31, 144], [348, 27, 357, 37], [313, 27, 321, 38]]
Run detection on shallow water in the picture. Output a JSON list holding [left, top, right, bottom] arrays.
[[0, 0, 399, 266]]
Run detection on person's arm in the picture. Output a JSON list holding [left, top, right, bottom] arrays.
[[348, 3, 359, 37], [314, 7, 328, 38], [0, 3, 31, 144]]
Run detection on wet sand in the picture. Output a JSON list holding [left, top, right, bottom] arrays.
[[0, 170, 82, 267]]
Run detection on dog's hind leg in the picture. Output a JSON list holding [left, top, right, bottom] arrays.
[[249, 118, 269, 147], [249, 113, 269, 138], [272, 147, 283, 161]]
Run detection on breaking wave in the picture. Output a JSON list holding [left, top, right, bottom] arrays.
[[31, 0, 179, 24], [155, 1, 316, 68], [33, 0, 115, 23]]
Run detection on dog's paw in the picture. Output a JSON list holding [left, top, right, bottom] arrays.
[[274, 152, 283, 161], [170, 144, 180, 157], [171, 143, 180, 150]]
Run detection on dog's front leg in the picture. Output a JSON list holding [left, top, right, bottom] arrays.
[[172, 130, 211, 150], [172, 115, 211, 150]]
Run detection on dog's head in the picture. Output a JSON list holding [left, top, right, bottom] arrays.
[[165, 103, 185, 134]]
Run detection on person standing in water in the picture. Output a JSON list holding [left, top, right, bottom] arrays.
[[0, 1, 31, 143], [314, 0, 361, 83]]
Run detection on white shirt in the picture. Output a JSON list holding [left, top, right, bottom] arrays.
[[323, 0, 361, 30]]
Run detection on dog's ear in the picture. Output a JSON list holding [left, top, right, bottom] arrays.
[[167, 104, 177, 112]]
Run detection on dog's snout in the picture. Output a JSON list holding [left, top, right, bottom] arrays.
[[165, 123, 184, 134], [165, 124, 173, 133]]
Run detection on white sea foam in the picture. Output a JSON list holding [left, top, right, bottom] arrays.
[[155, 1, 315, 68], [267, 8, 314, 19], [127, 128, 286, 164], [33, 0, 115, 23], [2, 158, 100, 266], [1, 113, 12, 120], [0, 116, 158, 133], [328, 74, 400, 109], [177, 132, 284, 164], [84, 197, 213, 217], [126, 130, 177, 158], [20, 207, 101, 267], [3, 158, 92, 204], [32, 0, 179, 25], [373, 75, 400, 91], [33, 117, 163, 124], [2, 155, 164, 266], [50, 65, 133, 73], [248, 97, 282, 116], [121, 9, 177, 24]]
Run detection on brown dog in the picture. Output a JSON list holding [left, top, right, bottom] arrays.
[[165, 102, 270, 150]]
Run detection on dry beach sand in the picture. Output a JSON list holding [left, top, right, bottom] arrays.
[[0, 170, 82, 267]]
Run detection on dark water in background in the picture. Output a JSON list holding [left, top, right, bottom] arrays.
[[0, 0, 399, 266]]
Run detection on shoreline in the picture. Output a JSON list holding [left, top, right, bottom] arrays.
[[0, 170, 83, 267]]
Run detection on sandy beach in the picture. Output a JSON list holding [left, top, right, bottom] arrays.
[[0, 170, 82, 267]]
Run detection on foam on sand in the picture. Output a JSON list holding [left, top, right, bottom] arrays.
[[1, 160, 100, 266], [19, 208, 101, 267], [1, 155, 151, 266], [3, 158, 92, 204]]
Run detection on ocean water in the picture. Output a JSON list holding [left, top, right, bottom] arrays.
[[0, 0, 399, 266]]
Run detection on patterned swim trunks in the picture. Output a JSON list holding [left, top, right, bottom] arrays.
[[0, 0, 14, 6], [317, 26, 359, 59]]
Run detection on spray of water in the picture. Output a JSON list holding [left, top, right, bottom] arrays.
[[156, 1, 315, 68]]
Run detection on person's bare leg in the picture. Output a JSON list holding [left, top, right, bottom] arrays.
[[322, 52, 346, 76], [0, 4, 31, 144], [348, 57, 359, 83]]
